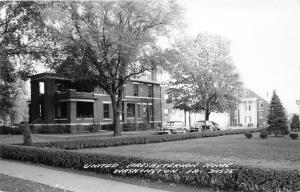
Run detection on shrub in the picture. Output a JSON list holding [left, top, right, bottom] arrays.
[[30, 124, 70, 134], [123, 123, 137, 131], [259, 132, 268, 139], [139, 122, 150, 130], [290, 133, 298, 140], [101, 124, 114, 131], [89, 124, 100, 132], [32, 128, 266, 150], [0, 144, 299, 192], [244, 132, 252, 139], [31, 118, 44, 124], [0, 126, 23, 135]]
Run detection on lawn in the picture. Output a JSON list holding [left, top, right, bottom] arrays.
[[80, 133, 300, 170], [0, 130, 156, 144], [0, 174, 72, 192]]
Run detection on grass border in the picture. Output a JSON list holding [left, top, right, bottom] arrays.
[[0, 144, 299, 192], [31, 128, 266, 150]]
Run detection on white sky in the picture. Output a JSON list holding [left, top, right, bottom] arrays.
[[177, 0, 300, 114]]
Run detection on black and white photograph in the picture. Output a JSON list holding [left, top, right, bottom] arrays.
[[0, 0, 299, 191]]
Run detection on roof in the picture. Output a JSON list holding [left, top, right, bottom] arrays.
[[30, 73, 161, 85], [130, 79, 161, 85], [30, 73, 74, 81], [243, 88, 269, 104]]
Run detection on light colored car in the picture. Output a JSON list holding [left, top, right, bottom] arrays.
[[190, 120, 218, 132], [157, 121, 188, 134]]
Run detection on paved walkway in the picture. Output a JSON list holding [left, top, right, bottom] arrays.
[[0, 160, 169, 192]]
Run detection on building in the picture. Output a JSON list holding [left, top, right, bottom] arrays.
[[29, 73, 162, 133], [230, 89, 269, 127], [162, 86, 230, 128]]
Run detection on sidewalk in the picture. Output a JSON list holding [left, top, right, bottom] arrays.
[[0, 160, 169, 192]]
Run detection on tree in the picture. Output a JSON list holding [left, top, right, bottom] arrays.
[[267, 90, 289, 136], [0, 1, 52, 122], [42, 1, 182, 136], [290, 114, 299, 131], [23, 121, 32, 146], [165, 33, 243, 121]]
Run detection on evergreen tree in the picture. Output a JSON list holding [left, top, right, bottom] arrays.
[[290, 114, 300, 131], [267, 90, 289, 136]]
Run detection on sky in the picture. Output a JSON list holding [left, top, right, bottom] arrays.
[[177, 0, 300, 114]]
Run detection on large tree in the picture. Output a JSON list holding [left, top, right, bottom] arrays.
[[267, 90, 289, 136], [42, 1, 182, 136], [165, 33, 243, 121], [0, 1, 52, 122]]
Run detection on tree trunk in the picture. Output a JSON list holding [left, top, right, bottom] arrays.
[[184, 110, 186, 126], [110, 93, 122, 136], [188, 109, 191, 128], [205, 110, 210, 121], [23, 121, 32, 146]]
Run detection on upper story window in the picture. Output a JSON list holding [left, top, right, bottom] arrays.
[[259, 101, 263, 108], [248, 105, 251, 111], [39, 82, 45, 94], [133, 84, 139, 96], [148, 85, 153, 97]]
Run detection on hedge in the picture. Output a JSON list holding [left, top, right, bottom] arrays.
[[0, 125, 23, 135], [32, 128, 265, 150], [0, 144, 299, 192]]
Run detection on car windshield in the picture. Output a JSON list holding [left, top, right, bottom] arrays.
[[166, 122, 182, 126]]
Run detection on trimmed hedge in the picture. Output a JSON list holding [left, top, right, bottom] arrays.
[[0, 144, 299, 192], [260, 132, 268, 139], [244, 132, 253, 139], [32, 128, 265, 150], [290, 133, 298, 140]]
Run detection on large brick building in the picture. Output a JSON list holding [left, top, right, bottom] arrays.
[[230, 89, 270, 127], [29, 73, 162, 133]]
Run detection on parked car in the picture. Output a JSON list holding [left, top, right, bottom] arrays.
[[157, 121, 188, 134], [190, 120, 221, 132], [210, 121, 222, 131]]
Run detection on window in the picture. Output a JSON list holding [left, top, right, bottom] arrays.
[[39, 82, 45, 94], [137, 104, 141, 118], [77, 102, 93, 118], [148, 85, 153, 97], [148, 105, 153, 118], [133, 84, 138, 96], [248, 105, 251, 111], [127, 103, 135, 117], [56, 102, 67, 118], [103, 104, 110, 119], [260, 103, 263, 108], [259, 111, 263, 119]]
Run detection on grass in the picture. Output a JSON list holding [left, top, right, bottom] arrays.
[[0, 130, 156, 144], [0, 174, 71, 192], [80, 132, 300, 170]]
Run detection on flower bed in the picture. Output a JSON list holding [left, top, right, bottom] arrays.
[[31, 128, 265, 150], [0, 144, 299, 192]]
